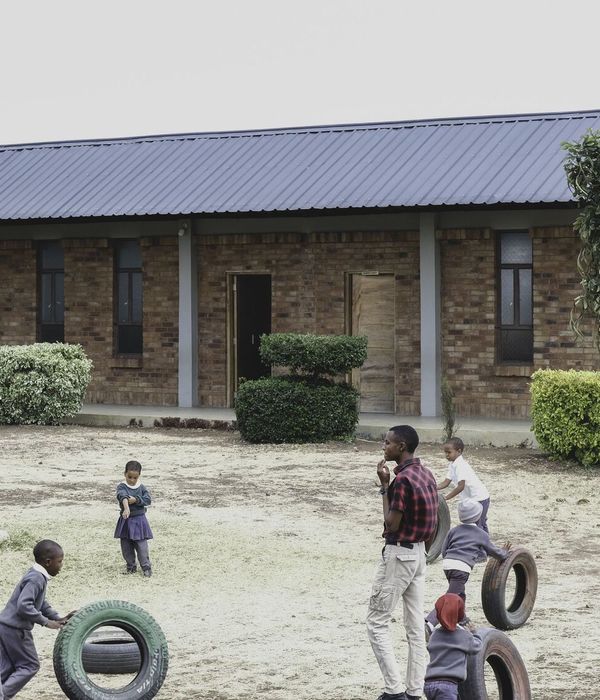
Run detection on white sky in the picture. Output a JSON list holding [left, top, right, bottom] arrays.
[[1, 0, 599, 145]]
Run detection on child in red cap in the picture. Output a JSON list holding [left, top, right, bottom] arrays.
[[423, 593, 482, 699]]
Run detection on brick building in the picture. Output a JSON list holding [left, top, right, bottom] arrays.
[[1, 110, 599, 418]]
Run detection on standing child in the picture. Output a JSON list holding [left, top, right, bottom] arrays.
[[425, 500, 509, 634], [114, 460, 153, 577], [0, 540, 75, 699], [437, 437, 491, 532], [424, 593, 482, 700]]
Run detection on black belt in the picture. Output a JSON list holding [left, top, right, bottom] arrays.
[[385, 540, 414, 548]]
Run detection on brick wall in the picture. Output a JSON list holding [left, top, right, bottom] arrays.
[[4, 223, 595, 417], [439, 226, 598, 419], [532, 226, 598, 370], [197, 230, 421, 411], [0, 240, 36, 344], [63, 237, 178, 405]]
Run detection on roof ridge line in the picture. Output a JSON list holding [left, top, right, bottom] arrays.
[[1, 108, 599, 151]]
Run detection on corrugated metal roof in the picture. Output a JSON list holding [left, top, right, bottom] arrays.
[[0, 110, 598, 220]]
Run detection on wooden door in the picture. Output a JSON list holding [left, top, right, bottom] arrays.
[[350, 274, 395, 412]]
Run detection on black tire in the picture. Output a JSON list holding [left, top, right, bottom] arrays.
[[82, 630, 141, 675], [426, 497, 451, 564], [53, 600, 168, 700], [481, 546, 538, 630], [458, 627, 531, 700]]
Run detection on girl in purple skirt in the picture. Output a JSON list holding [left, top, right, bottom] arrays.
[[114, 460, 154, 577]]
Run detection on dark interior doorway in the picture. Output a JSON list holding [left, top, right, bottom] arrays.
[[235, 274, 272, 387]]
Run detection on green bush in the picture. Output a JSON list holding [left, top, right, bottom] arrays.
[[235, 376, 359, 443], [260, 333, 368, 376], [0, 343, 92, 425], [531, 369, 600, 466]]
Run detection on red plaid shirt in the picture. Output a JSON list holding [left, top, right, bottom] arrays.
[[383, 457, 438, 543]]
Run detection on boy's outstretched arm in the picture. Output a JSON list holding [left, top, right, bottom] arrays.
[[41, 598, 62, 622], [485, 538, 510, 560], [437, 477, 451, 490], [17, 584, 58, 627], [444, 480, 465, 501]]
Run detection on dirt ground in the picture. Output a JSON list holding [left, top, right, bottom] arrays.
[[0, 424, 597, 699]]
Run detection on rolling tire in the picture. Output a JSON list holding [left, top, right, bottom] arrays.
[[426, 497, 451, 564], [82, 630, 141, 675], [481, 546, 537, 630], [53, 600, 168, 700], [458, 627, 531, 700]]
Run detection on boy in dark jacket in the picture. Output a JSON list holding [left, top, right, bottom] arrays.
[[424, 593, 482, 699], [0, 540, 75, 699], [426, 499, 509, 632]]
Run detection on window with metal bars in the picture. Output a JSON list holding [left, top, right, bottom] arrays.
[[497, 231, 533, 363], [115, 240, 143, 355], [38, 241, 64, 343]]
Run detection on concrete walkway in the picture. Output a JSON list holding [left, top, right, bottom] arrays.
[[64, 404, 537, 447]]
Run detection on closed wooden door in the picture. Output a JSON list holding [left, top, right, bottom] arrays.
[[350, 274, 395, 412]]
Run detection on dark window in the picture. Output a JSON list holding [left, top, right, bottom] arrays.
[[497, 231, 533, 363], [115, 240, 143, 354], [38, 241, 64, 342]]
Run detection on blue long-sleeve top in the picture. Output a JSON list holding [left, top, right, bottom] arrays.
[[425, 627, 483, 682], [116, 482, 151, 517], [0, 567, 60, 629], [442, 523, 508, 569]]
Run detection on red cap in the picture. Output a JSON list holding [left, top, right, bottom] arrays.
[[434, 593, 465, 631]]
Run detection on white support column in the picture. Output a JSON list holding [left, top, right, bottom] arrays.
[[419, 213, 441, 416], [178, 222, 198, 407]]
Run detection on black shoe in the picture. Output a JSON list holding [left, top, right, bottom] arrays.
[[122, 567, 137, 575], [376, 693, 406, 700], [142, 568, 152, 577]]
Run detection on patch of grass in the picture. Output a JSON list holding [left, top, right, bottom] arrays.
[[0, 528, 38, 552]]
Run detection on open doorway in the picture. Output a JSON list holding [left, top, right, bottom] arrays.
[[348, 272, 396, 413], [230, 274, 272, 403]]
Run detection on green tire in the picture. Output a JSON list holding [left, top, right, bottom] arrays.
[[53, 599, 169, 700]]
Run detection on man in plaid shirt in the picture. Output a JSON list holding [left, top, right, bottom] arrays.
[[367, 425, 438, 700]]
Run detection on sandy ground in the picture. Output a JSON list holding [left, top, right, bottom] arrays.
[[0, 424, 597, 700]]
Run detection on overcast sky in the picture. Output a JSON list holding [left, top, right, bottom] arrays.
[[2, 0, 599, 145]]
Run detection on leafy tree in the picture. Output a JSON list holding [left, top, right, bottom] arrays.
[[563, 130, 600, 348]]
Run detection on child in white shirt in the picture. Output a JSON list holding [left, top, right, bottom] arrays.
[[437, 437, 490, 533]]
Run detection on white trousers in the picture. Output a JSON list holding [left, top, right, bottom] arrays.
[[366, 541, 427, 697]]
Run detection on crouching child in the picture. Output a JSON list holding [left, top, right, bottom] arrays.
[[424, 593, 482, 699]]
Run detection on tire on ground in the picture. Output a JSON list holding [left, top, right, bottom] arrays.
[[426, 497, 451, 564], [53, 599, 168, 700], [458, 626, 531, 700], [481, 545, 537, 630], [82, 630, 141, 675]]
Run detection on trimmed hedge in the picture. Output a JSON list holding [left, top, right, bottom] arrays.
[[0, 343, 92, 425], [235, 376, 359, 443], [260, 333, 368, 376], [531, 369, 600, 466]]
